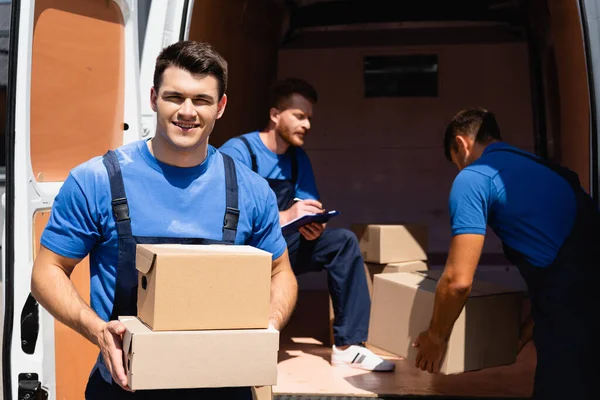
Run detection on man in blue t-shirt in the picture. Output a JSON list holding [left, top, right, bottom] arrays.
[[219, 78, 394, 372], [30, 41, 298, 400], [414, 109, 596, 399]]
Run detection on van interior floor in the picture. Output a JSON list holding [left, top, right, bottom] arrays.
[[274, 270, 535, 399]]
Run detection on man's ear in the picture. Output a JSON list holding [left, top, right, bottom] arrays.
[[150, 87, 158, 113], [216, 94, 228, 119], [269, 107, 280, 125], [455, 135, 470, 155]]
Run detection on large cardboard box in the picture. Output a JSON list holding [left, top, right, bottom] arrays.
[[328, 260, 428, 346], [368, 271, 524, 374], [121, 317, 279, 390], [136, 244, 271, 331], [351, 224, 428, 264]]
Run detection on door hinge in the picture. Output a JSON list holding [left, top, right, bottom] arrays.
[[18, 373, 48, 400]]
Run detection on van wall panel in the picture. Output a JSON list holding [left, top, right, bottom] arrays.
[[278, 43, 534, 255]]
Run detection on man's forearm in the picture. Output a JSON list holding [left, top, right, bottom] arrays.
[[269, 268, 298, 330], [31, 263, 104, 346], [428, 274, 471, 341]]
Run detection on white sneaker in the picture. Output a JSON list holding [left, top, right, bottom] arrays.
[[331, 344, 396, 371]]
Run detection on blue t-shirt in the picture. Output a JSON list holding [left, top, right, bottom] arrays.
[[41, 140, 287, 321], [219, 131, 320, 201], [449, 141, 577, 267]]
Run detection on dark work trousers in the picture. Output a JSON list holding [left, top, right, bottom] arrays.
[[491, 147, 597, 400], [285, 228, 371, 346], [85, 368, 253, 400]]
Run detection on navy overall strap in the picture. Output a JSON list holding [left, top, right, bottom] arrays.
[[102, 150, 132, 237], [239, 135, 298, 185], [238, 136, 258, 173], [288, 146, 298, 185], [102, 150, 138, 321], [222, 153, 240, 243]]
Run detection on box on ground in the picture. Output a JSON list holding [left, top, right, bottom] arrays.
[[136, 244, 272, 331], [367, 271, 525, 374], [351, 224, 428, 264], [328, 260, 429, 345], [120, 317, 279, 391]]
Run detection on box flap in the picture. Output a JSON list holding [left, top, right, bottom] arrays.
[[122, 329, 133, 374], [120, 315, 152, 334], [146, 244, 271, 256], [375, 271, 438, 293], [136, 245, 157, 275]]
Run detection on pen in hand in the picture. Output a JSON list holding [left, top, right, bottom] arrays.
[[294, 197, 325, 212]]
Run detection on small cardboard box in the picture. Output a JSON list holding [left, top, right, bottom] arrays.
[[121, 317, 279, 390], [364, 260, 429, 298], [351, 224, 428, 264], [136, 244, 271, 331], [368, 271, 524, 374]]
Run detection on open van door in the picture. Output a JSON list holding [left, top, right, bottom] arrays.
[[2, 0, 141, 399], [579, 0, 600, 202], [139, 0, 195, 139]]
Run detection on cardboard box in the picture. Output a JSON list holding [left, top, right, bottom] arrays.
[[328, 260, 429, 346], [121, 317, 279, 390], [351, 224, 428, 264], [252, 385, 272, 400], [136, 244, 271, 331], [364, 260, 429, 298], [367, 271, 524, 374]]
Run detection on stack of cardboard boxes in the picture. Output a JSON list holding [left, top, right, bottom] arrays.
[[326, 224, 430, 344], [119, 244, 278, 396], [356, 224, 526, 374], [351, 224, 430, 297]]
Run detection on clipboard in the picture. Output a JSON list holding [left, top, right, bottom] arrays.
[[281, 210, 340, 235]]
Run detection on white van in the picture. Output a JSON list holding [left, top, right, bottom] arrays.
[[2, 0, 600, 399]]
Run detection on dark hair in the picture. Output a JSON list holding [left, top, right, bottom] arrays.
[[443, 108, 502, 161], [153, 41, 228, 99], [269, 78, 318, 110]]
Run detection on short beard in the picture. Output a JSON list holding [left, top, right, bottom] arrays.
[[276, 125, 296, 147]]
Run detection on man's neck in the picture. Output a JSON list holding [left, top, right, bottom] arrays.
[[476, 139, 501, 157], [259, 129, 290, 155], [148, 135, 209, 168]]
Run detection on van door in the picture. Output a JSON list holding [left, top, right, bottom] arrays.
[[2, 0, 141, 399], [579, 0, 600, 202]]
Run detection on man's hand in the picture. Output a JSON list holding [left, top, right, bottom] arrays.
[[299, 222, 324, 241], [31, 246, 135, 390], [96, 320, 132, 391], [412, 234, 484, 374], [413, 330, 447, 374], [281, 199, 323, 225]]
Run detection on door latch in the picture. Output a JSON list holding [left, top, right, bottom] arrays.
[[18, 373, 48, 400]]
